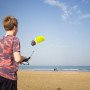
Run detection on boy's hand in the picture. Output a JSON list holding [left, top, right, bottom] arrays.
[[21, 56, 27, 61], [19, 56, 28, 65], [19, 62, 22, 65]]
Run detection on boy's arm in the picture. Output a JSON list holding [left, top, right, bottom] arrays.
[[14, 51, 27, 63], [14, 52, 22, 63], [13, 37, 27, 63]]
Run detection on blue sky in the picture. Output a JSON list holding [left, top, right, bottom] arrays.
[[0, 0, 90, 66]]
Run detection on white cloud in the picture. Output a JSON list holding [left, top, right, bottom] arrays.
[[79, 14, 90, 19], [44, 0, 69, 20], [44, 0, 59, 6], [72, 5, 78, 9], [69, 5, 79, 15], [44, 0, 87, 24], [44, 0, 80, 21]]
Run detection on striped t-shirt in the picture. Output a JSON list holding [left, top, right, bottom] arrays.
[[0, 35, 20, 80]]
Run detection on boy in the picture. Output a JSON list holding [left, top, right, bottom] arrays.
[[0, 15, 26, 90]]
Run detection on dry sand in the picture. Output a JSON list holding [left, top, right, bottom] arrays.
[[17, 71, 90, 90]]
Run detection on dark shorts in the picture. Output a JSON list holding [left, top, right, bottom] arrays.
[[0, 76, 17, 90]]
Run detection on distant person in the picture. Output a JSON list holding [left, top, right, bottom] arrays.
[[54, 68, 56, 71], [56, 67, 58, 71], [54, 67, 58, 71], [0, 15, 27, 90]]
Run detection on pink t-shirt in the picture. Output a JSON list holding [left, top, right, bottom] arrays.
[[0, 35, 20, 80]]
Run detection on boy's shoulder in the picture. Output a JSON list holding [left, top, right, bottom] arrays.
[[2, 35, 20, 43], [6, 35, 19, 40], [12, 35, 19, 40], [0, 35, 19, 43]]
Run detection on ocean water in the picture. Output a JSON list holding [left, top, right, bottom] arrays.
[[19, 65, 90, 72]]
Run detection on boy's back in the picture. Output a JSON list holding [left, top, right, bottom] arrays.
[[0, 35, 20, 80]]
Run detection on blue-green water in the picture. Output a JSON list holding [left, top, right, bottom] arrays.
[[19, 65, 90, 72]]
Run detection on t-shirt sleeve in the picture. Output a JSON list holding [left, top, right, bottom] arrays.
[[13, 37, 20, 53]]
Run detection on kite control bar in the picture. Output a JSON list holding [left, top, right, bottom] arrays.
[[22, 51, 34, 65], [22, 57, 31, 65]]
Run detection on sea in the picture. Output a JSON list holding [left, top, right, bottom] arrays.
[[19, 65, 90, 72]]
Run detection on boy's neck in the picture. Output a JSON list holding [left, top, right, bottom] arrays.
[[6, 31, 15, 36]]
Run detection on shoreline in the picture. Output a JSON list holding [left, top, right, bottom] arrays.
[[18, 69, 90, 72], [17, 71, 90, 90], [18, 65, 90, 72]]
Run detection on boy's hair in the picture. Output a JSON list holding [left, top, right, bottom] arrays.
[[2, 15, 18, 31]]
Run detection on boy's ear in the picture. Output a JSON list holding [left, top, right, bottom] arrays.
[[13, 26, 16, 30]]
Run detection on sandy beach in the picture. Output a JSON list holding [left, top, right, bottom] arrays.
[[17, 71, 90, 90]]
